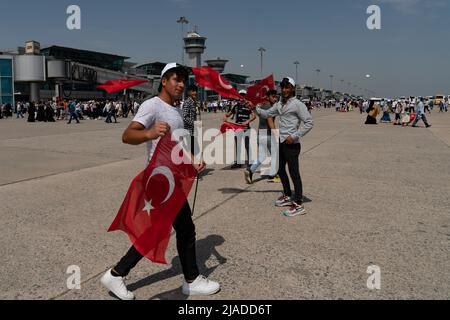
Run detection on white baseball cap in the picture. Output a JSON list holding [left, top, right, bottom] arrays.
[[281, 77, 296, 87], [239, 90, 247, 95], [158, 63, 188, 92], [161, 62, 181, 77]]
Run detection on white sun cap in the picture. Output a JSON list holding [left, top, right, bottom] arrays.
[[161, 62, 181, 77], [281, 77, 296, 87]]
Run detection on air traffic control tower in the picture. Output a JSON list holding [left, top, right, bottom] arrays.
[[184, 27, 207, 68], [205, 58, 229, 74]]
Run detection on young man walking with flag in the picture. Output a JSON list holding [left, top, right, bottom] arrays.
[[249, 77, 313, 217], [101, 63, 220, 300]]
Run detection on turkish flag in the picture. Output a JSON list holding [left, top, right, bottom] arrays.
[[246, 75, 275, 105], [97, 79, 149, 93], [108, 134, 197, 264], [219, 121, 247, 135], [192, 66, 242, 100]]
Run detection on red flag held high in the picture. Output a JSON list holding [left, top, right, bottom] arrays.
[[108, 134, 197, 264], [192, 66, 242, 100], [246, 75, 275, 105], [97, 79, 148, 93]]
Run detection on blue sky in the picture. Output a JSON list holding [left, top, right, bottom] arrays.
[[1, 0, 449, 97]]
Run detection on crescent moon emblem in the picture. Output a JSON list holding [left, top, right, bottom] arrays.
[[218, 75, 233, 90], [145, 166, 175, 204], [257, 86, 270, 98]]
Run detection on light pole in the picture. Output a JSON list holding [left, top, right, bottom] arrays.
[[177, 16, 189, 65], [365, 74, 372, 98], [315, 69, 321, 88], [294, 61, 300, 85], [258, 47, 266, 79]]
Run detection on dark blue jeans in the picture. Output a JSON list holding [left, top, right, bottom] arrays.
[[67, 111, 79, 123]]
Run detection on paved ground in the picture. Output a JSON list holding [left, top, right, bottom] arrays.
[[0, 109, 449, 300]]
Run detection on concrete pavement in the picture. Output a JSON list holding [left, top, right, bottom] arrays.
[[0, 109, 449, 300]]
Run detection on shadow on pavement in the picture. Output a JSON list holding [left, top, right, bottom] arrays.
[[217, 188, 312, 203], [199, 168, 215, 177], [127, 235, 227, 297], [218, 188, 281, 194]]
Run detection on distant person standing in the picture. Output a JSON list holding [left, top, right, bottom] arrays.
[[182, 84, 200, 156], [27, 102, 36, 123], [36, 102, 46, 122], [365, 101, 381, 125], [424, 98, 432, 115], [104, 100, 117, 123], [244, 89, 279, 184], [428, 98, 434, 111], [393, 100, 403, 126], [16, 102, 24, 119], [224, 90, 256, 169], [133, 100, 140, 115], [412, 98, 431, 128], [67, 100, 80, 124], [45, 102, 56, 122]]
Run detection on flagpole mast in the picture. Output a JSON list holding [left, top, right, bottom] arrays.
[[191, 150, 203, 217], [191, 172, 200, 216]]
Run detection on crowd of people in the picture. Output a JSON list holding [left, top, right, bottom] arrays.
[[363, 96, 448, 127], [0, 99, 142, 124]]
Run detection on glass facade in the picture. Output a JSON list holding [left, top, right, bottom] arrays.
[[41, 46, 128, 71], [0, 58, 14, 105]]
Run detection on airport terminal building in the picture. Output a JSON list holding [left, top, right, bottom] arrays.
[[0, 41, 155, 105], [1, 40, 350, 107]]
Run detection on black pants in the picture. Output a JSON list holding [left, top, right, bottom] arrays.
[[412, 113, 430, 127], [278, 142, 303, 204], [189, 135, 200, 158], [234, 133, 250, 166], [113, 202, 199, 282]]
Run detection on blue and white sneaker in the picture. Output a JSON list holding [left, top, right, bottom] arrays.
[[283, 202, 306, 217], [275, 195, 292, 207]]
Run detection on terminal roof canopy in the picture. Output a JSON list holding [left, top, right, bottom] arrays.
[[221, 73, 249, 85], [135, 62, 167, 76], [41, 46, 129, 71]]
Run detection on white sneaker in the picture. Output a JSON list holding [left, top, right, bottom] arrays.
[[100, 269, 135, 300], [182, 275, 220, 296]]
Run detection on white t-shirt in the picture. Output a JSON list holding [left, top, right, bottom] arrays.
[[133, 96, 185, 165]]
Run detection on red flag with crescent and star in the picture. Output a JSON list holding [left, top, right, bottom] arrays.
[[219, 121, 247, 135], [97, 79, 149, 93], [108, 134, 197, 264], [192, 66, 242, 100], [246, 75, 275, 106]]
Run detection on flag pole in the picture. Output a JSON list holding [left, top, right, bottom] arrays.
[[191, 104, 202, 216], [191, 151, 203, 217], [191, 171, 200, 216]]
